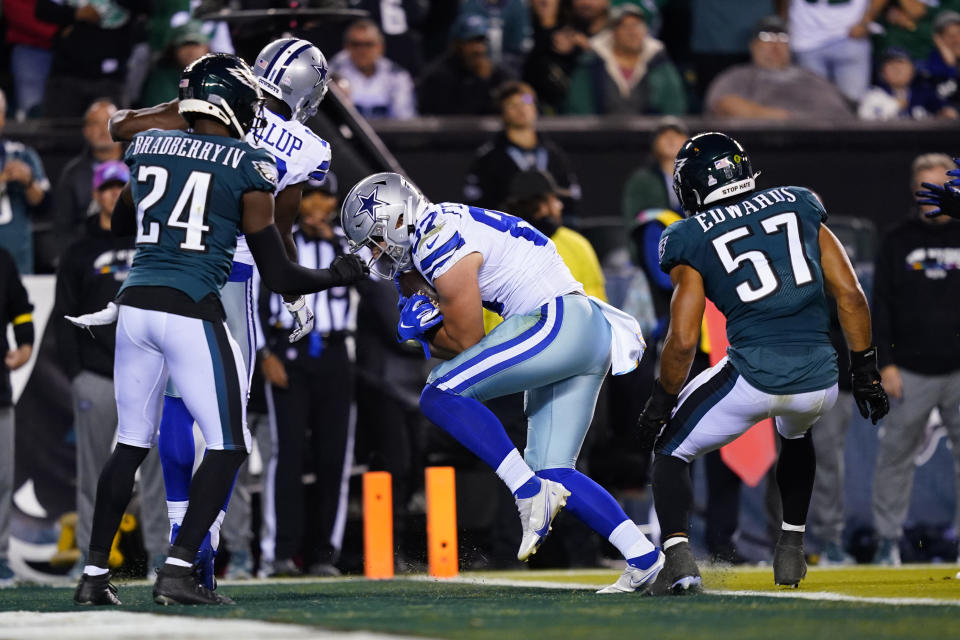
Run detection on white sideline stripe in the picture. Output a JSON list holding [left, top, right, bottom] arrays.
[[416, 575, 960, 607], [0, 611, 424, 640]]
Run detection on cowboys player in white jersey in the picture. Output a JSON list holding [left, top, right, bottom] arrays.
[[342, 173, 663, 593], [106, 38, 332, 586]]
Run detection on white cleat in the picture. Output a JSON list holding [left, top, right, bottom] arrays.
[[597, 550, 665, 594], [516, 479, 570, 561]]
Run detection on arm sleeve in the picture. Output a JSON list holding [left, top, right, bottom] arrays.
[[53, 250, 83, 378], [245, 224, 348, 296], [3, 252, 34, 348]]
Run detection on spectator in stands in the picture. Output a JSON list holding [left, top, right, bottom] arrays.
[[457, 0, 532, 76], [36, 0, 151, 116], [787, 0, 884, 103], [879, 0, 960, 62], [259, 175, 361, 577], [138, 21, 211, 107], [916, 10, 960, 110], [705, 15, 853, 120], [4, 0, 58, 120], [523, 0, 590, 114], [504, 168, 606, 300], [621, 117, 687, 230], [565, 3, 686, 115], [871, 153, 960, 566], [0, 241, 34, 587], [55, 160, 169, 577], [416, 13, 513, 115], [54, 99, 123, 260], [570, 0, 611, 37], [689, 0, 775, 104], [859, 47, 957, 120], [464, 81, 580, 213], [348, 0, 426, 74], [330, 19, 417, 120], [0, 89, 50, 274]]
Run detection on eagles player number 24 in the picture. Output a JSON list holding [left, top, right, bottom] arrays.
[[135, 164, 212, 252], [711, 211, 813, 303]]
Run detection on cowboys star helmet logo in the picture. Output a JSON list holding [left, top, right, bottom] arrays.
[[313, 64, 327, 88], [356, 187, 387, 221]]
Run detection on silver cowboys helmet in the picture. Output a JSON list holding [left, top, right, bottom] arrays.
[[341, 172, 430, 279], [252, 38, 329, 123]]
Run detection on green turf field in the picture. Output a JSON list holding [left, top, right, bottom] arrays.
[[1, 566, 958, 639]]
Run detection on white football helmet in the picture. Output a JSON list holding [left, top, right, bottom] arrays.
[[252, 38, 329, 123], [341, 172, 430, 279]]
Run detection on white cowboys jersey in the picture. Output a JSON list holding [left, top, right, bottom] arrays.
[[234, 107, 332, 266], [411, 202, 583, 319]]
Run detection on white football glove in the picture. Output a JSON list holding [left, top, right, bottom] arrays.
[[284, 296, 315, 343], [65, 302, 119, 332]]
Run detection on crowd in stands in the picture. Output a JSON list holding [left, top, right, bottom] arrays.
[[4, 1, 960, 121]]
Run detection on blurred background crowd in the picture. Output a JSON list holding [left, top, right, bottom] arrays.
[[1, 0, 960, 585]]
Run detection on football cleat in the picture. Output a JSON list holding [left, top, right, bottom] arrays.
[[597, 550, 665, 594], [646, 541, 702, 596], [153, 564, 234, 605], [170, 523, 217, 590], [872, 538, 901, 567], [773, 530, 808, 587], [74, 572, 122, 606], [515, 478, 570, 561]]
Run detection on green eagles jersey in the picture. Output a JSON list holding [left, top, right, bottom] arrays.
[[659, 185, 838, 394], [120, 130, 277, 302]]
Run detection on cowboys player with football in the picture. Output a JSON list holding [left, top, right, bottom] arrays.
[[637, 132, 889, 594], [342, 173, 663, 593], [106, 38, 333, 587], [73, 54, 366, 606]]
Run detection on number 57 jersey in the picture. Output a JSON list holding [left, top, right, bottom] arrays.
[[658, 185, 838, 394], [411, 202, 583, 319], [120, 130, 278, 303]]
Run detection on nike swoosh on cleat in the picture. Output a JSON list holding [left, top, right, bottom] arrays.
[[533, 490, 551, 537]]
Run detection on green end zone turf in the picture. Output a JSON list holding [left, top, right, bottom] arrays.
[[1, 571, 959, 640]]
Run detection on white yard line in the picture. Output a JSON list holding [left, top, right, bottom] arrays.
[[0, 610, 425, 640]]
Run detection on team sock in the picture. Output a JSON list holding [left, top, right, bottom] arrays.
[[776, 432, 816, 527], [607, 520, 657, 566], [170, 450, 246, 557], [158, 395, 196, 505], [652, 454, 693, 540], [420, 385, 533, 491], [87, 443, 150, 570]]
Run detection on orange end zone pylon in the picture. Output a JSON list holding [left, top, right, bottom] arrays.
[[426, 466, 458, 578], [363, 471, 394, 579]]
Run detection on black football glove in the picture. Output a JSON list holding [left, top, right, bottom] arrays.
[[850, 346, 889, 425], [637, 380, 678, 457], [329, 254, 369, 285], [915, 179, 960, 220]]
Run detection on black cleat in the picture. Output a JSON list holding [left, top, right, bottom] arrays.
[[646, 541, 703, 596], [773, 530, 807, 587], [153, 564, 235, 605], [74, 572, 122, 606]]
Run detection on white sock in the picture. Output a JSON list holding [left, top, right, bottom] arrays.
[[782, 522, 805, 532], [495, 449, 535, 495], [209, 510, 226, 551], [164, 556, 192, 568], [167, 500, 188, 532], [608, 520, 655, 559], [83, 565, 109, 576], [663, 536, 688, 550]]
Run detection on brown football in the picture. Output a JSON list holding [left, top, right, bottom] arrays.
[[397, 269, 439, 303]]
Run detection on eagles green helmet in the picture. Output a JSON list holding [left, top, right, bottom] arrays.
[[673, 132, 756, 216], [178, 53, 264, 139]]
